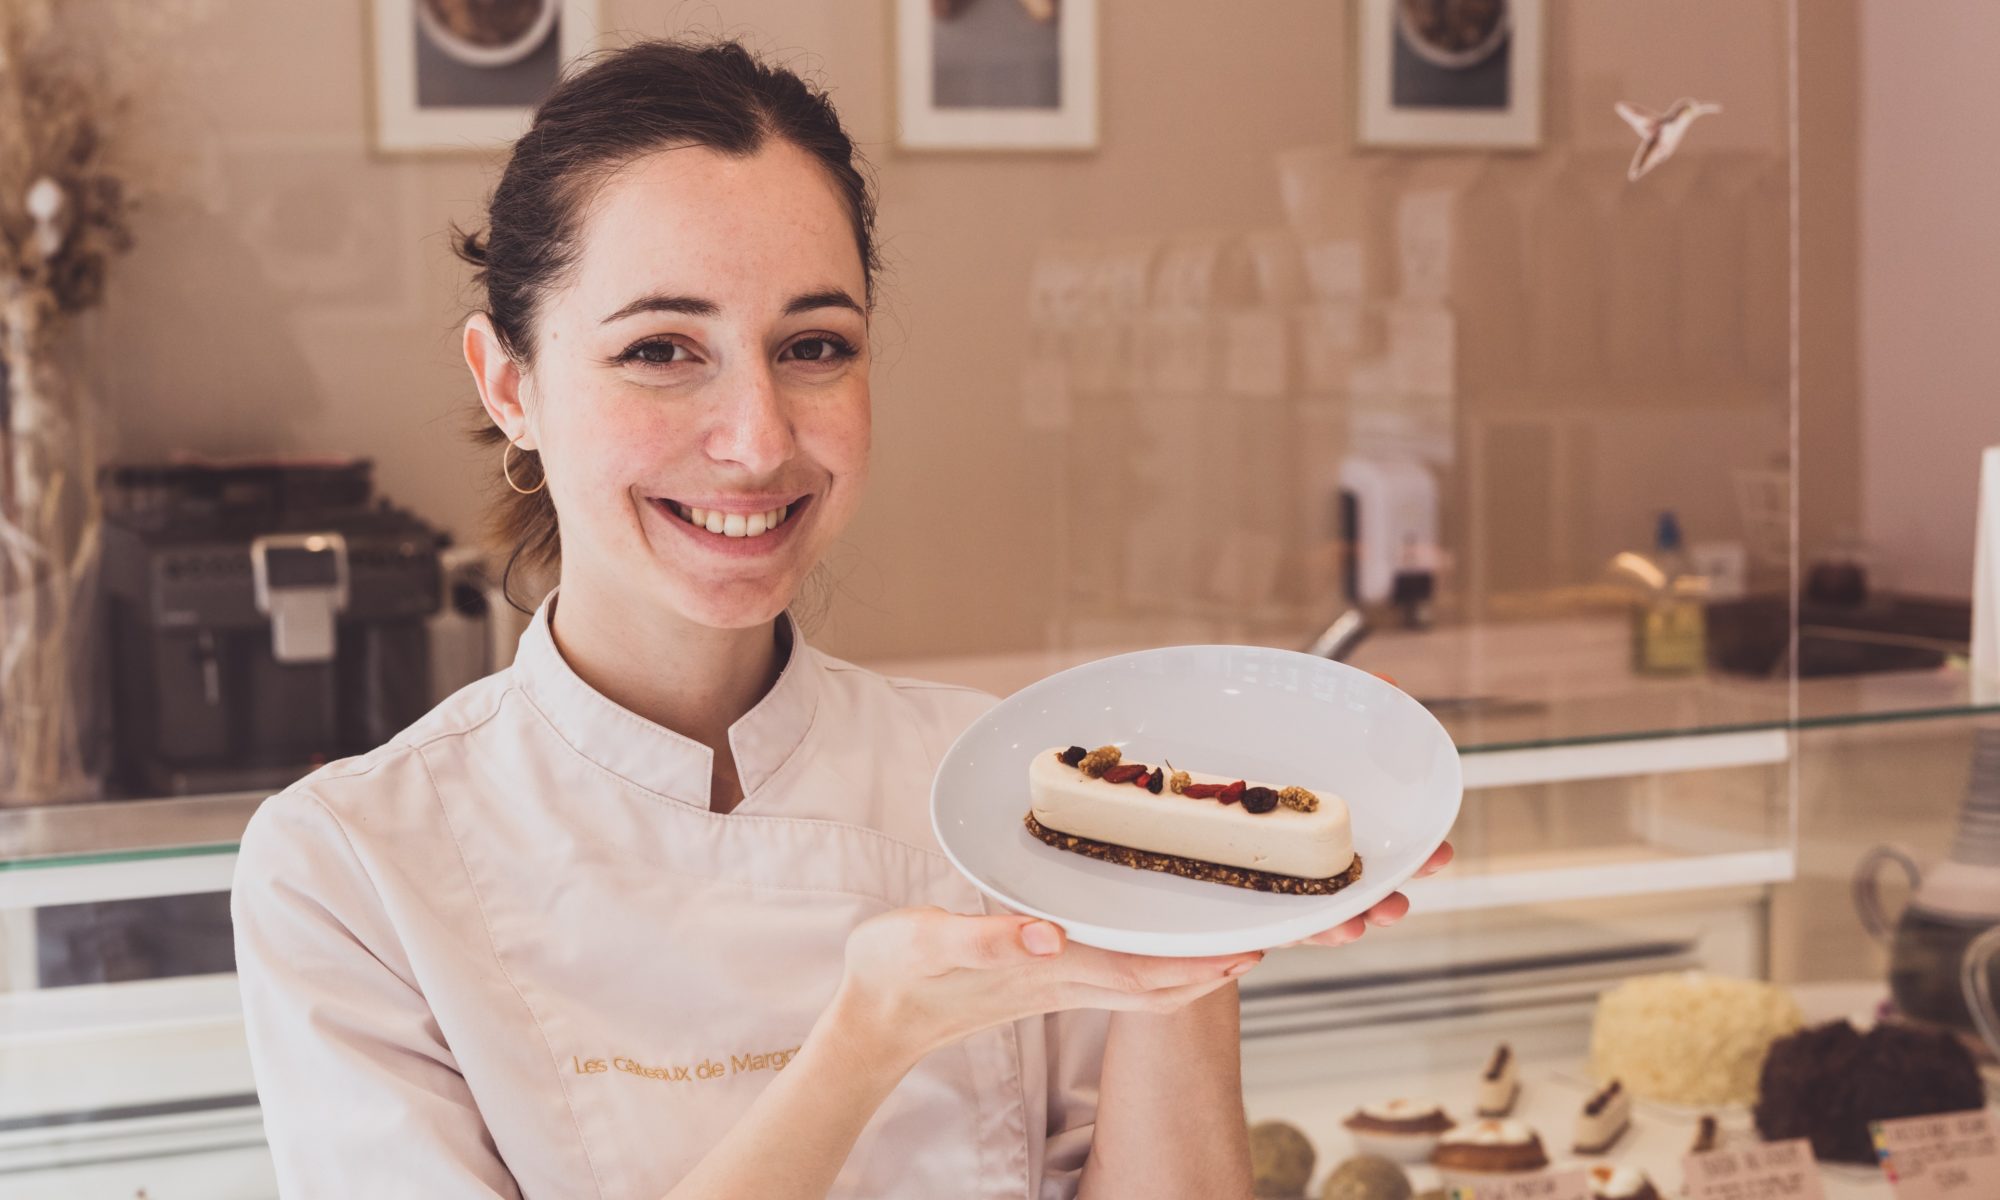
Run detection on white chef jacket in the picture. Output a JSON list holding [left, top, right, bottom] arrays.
[[232, 595, 1109, 1199]]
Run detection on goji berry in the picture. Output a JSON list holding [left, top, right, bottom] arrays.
[[1219, 780, 1246, 805], [1101, 763, 1147, 784], [1182, 783, 1226, 799]]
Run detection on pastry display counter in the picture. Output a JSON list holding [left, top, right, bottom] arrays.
[[1245, 1032, 1939, 1200], [7, 618, 2000, 910], [1242, 959, 1997, 1199]]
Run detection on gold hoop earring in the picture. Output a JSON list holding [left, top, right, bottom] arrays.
[[502, 441, 546, 496]]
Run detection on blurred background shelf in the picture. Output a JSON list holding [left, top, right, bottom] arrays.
[[4, 615, 1993, 909]]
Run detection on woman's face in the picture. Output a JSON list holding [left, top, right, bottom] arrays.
[[505, 140, 871, 632]]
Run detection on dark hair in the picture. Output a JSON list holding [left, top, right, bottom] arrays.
[[452, 37, 879, 605]]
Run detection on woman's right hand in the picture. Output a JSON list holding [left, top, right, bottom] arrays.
[[825, 907, 1261, 1072]]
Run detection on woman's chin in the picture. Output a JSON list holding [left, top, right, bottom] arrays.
[[649, 568, 801, 631]]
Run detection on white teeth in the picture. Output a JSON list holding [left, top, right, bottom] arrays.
[[669, 500, 795, 537]]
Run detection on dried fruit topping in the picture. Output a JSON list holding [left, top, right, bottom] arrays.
[[1100, 763, 1148, 785], [1219, 780, 1246, 806], [1167, 769, 1192, 795], [1059, 745, 1088, 767], [1181, 782, 1227, 799], [1077, 745, 1122, 777], [1277, 785, 1319, 813], [1241, 786, 1279, 814], [1145, 768, 1164, 794]]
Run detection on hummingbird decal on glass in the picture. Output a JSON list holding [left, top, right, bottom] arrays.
[[1615, 98, 1724, 182]]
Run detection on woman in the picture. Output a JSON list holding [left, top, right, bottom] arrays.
[[232, 38, 1449, 1199]]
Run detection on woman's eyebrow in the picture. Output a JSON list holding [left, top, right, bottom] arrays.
[[782, 288, 864, 317], [599, 288, 863, 325]]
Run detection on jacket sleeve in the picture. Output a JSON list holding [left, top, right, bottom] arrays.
[[232, 789, 520, 1198], [1038, 1007, 1111, 1199]]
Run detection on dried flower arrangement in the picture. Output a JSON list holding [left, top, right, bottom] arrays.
[[0, 0, 189, 802]]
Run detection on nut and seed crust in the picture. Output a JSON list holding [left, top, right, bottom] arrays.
[[1023, 813, 1362, 895]]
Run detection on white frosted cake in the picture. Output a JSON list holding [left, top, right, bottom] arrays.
[[1024, 745, 1360, 894], [1589, 971, 1803, 1106]]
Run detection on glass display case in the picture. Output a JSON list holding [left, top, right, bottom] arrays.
[[2, 2, 1994, 1197]]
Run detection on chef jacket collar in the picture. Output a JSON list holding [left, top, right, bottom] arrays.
[[510, 590, 819, 811]]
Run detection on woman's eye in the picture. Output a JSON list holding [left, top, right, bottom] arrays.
[[619, 339, 687, 367], [786, 336, 858, 365]]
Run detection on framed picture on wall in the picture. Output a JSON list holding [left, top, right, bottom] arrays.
[[1356, 0, 1544, 150], [369, 0, 600, 154], [895, 0, 1098, 151]]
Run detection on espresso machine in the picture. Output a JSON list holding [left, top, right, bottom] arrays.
[[99, 459, 447, 795]]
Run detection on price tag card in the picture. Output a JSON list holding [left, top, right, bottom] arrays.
[[1684, 1139, 1827, 1200], [1872, 1109, 2000, 1198], [1445, 1170, 1590, 1200]]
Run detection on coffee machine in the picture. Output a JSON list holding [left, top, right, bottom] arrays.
[[99, 459, 446, 795]]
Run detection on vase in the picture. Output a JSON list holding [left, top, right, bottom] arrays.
[[0, 290, 107, 806], [1853, 726, 2000, 1040]]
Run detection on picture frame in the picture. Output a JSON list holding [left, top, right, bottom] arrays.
[[368, 0, 601, 155], [895, 0, 1098, 152], [1356, 0, 1544, 151]]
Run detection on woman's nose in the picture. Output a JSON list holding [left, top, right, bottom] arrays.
[[704, 361, 796, 474]]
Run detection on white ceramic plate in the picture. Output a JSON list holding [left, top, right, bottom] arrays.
[[931, 644, 1463, 957]]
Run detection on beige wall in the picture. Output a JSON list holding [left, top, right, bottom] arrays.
[[85, 1, 1853, 663], [1799, 0, 1862, 570], [1858, 0, 2000, 599]]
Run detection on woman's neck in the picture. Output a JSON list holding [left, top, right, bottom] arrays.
[[546, 579, 788, 813]]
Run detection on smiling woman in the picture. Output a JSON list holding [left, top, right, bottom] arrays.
[[452, 43, 879, 627], [228, 35, 1444, 1200]]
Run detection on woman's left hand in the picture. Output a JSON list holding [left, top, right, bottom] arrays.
[[1283, 840, 1454, 948]]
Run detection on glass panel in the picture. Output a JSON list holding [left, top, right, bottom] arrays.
[[0, 793, 257, 871], [1017, 11, 1797, 736]]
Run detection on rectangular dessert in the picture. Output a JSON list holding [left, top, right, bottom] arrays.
[[1026, 745, 1358, 893]]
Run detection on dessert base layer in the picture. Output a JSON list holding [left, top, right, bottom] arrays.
[[1024, 813, 1364, 895], [1432, 1139, 1550, 1172], [1574, 1119, 1631, 1155], [1344, 1110, 1455, 1135]]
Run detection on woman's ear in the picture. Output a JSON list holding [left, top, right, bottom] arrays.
[[464, 313, 535, 448]]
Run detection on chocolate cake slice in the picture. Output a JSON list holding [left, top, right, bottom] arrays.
[[1753, 1019, 1985, 1164]]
